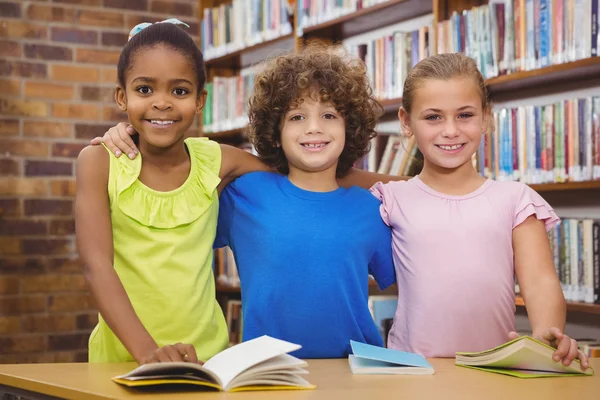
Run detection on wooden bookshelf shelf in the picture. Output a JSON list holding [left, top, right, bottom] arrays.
[[529, 181, 600, 192], [203, 127, 246, 142], [516, 296, 600, 315], [486, 57, 600, 95], [301, 0, 432, 41], [216, 284, 240, 293], [379, 97, 403, 115], [205, 34, 295, 70]]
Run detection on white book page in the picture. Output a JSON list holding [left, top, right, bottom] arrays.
[[203, 335, 301, 389]]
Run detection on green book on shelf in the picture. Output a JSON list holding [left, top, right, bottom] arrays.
[[455, 336, 594, 378]]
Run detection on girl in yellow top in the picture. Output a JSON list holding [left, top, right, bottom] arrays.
[[75, 20, 268, 365]]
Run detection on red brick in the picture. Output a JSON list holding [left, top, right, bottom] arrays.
[[24, 44, 72, 61], [0, 237, 20, 254], [0, 40, 20, 57], [25, 81, 74, 100], [0, 60, 47, 78], [50, 180, 77, 197], [0, 158, 19, 175], [48, 293, 94, 312], [102, 105, 127, 121], [0, 2, 22, 18], [47, 257, 83, 274], [24, 199, 72, 216], [52, 65, 98, 83], [75, 352, 89, 362], [0, 257, 46, 274], [55, 0, 101, 5], [52, 103, 99, 120], [0, 219, 46, 236], [0, 21, 47, 39], [125, 14, 164, 26], [0, 353, 56, 364], [0, 317, 20, 334], [49, 219, 75, 235], [77, 10, 124, 28], [151, 1, 193, 16], [76, 48, 120, 65], [21, 275, 86, 294], [0, 336, 46, 354], [104, 0, 147, 11], [0, 118, 19, 136], [25, 160, 73, 177], [0, 276, 19, 295], [48, 333, 88, 351], [80, 86, 114, 102], [24, 121, 71, 138], [51, 27, 97, 45], [101, 31, 128, 47], [22, 238, 72, 255], [0, 139, 49, 157], [76, 313, 98, 330], [26, 4, 76, 22], [0, 99, 48, 117], [0, 78, 21, 96], [0, 178, 48, 196], [22, 314, 76, 333], [52, 143, 86, 158], [0, 296, 47, 315], [75, 123, 114, 140], [0, 199, 21, 217], [101, 67, 117, 83]]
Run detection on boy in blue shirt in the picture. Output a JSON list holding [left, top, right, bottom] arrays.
[[214, 44, 396, 358]]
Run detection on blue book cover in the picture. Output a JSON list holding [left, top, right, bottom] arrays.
[[349, 341, 434, 375]]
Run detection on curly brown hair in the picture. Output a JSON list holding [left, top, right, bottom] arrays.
[[248, 42, 383, 177]]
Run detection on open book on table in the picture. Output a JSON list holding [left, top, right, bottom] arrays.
[[455, 336, 595, 378], [348, 340, 434, 375], [113, 335, 315, 392]]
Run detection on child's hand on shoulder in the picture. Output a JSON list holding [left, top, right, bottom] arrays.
[[508, 328, 589, 370], [139, 342, 202, 365], [90, 122, 139, 160]]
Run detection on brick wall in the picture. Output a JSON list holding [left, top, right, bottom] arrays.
[[0, 0, 199, 363]]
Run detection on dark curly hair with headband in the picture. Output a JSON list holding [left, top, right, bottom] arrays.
[[248, 43, 383, 177]]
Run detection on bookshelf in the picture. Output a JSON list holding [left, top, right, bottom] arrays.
[[200, 0, 600, 322]]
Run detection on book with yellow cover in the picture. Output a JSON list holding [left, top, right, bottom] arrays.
[[113, 335, 315, 392], [455, 336, 594, 378]]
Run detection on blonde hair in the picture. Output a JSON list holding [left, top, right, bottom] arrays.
[[402, 53, 490, 116]]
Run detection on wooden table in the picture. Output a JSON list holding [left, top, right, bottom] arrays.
[[0, 358, 598, 400]]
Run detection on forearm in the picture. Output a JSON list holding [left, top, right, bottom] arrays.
[[523, 276, 566, 335], [338, 168, 408, 190], [85, 262, 158, 362]]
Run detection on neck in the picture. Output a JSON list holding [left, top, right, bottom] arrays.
[[138, 137, 189, 167], [287, 165, 339, 192], [418, 158, 485, 195]]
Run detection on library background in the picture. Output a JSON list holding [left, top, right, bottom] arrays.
[[0, 0, 599, 363]]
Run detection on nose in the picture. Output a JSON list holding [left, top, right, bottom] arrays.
[[305, 116, 323, 135], [152, 95, 172, 111], [442, 120, 459, 139]]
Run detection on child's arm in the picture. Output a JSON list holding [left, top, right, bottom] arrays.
[[338, 168, 408, 190], [75, 146, 198, 365], [218, 144, 272, 192], [512, 215, 589, 370]]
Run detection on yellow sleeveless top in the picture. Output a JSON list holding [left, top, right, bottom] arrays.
[[88, 137, 228, 362]]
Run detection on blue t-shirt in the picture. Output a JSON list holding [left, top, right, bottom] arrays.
[[215, 172, 396, 358]]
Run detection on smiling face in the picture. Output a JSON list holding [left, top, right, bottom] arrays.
[[400, 76, 488, 172], [279, 95, 346, 177], [115, 44, 203, 149]]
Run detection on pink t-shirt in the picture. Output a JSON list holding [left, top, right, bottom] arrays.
[[370, 176, 560, 357]]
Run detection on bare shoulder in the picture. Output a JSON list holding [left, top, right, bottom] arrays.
[[76, 145, 109, 183]]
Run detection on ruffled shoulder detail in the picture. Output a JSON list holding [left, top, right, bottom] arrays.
[[114, 137, 222, 229], [369, 181, 396, 226], [512, 182, 560, 231]]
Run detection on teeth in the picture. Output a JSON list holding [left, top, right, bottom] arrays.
[[302, 143, 326, 148], [150, 120, 174, 125], [439, 144, 463, 150]]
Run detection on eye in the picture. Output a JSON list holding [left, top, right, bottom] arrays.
[[322, 113, 337, 119], [136, 86, 152, 95], [173, 88, 188, 96], [425, 114, 441, 121], [458, 113, 473, 119], [290, 115, 304, 121]]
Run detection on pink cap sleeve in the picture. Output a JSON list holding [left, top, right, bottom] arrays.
[[513, 184, 560, 231], [369, 181, 393, 226]]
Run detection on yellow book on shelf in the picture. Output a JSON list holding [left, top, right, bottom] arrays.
[[112, 336, 315, 392], [455, 336, 594, 378]]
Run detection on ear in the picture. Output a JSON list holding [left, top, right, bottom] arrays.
[[398, 107, 412, 137], [115, 86, 127, 111], [196, 89, 207, 114]]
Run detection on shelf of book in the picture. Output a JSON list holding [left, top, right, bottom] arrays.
[[379, 97, 403, 116], [516, 296, 600, 315], [203, 127, 247, 143], [485, 58, 600, 95], [216, 283, 241, 293], [205, 34, 295, 70], [529, 181, 600, 193], [300, 0, 432, 41]]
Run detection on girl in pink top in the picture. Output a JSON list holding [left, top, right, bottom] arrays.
[[371, 53, 589, 369]]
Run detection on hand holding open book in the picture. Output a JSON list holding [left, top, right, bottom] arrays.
[[113, 336, 315, 392]]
